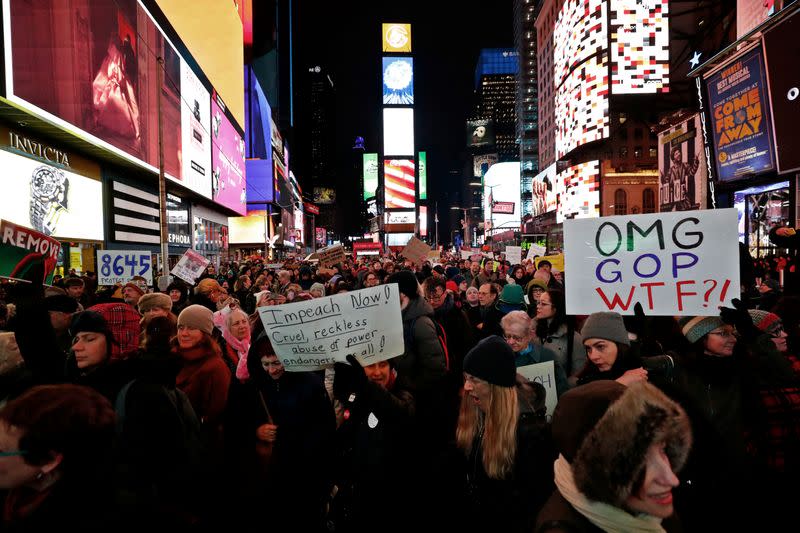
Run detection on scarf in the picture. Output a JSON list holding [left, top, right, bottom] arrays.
[[213, 310, 251, 381], [553, 455, 666, 533]]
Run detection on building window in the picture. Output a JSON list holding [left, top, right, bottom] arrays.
[[619, 146, 628, 158], [649, 147, 657, 158], [614, 189, 627, 215], [643, 188, 656, 213], [634, 146, 643, 158]]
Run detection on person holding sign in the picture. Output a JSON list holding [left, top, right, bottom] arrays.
[[502, 311, 567, 397]]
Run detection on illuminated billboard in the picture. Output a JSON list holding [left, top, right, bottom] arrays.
[[363, 153, 379, 200], [705, 46, 776, 181], [228, 215, 271, 244], [658, 113, 707, 212], [556, 161, 600, 223], [0, 150, 104, 241], [467, 119, 496, 148], [610, 0, 669, 94], [211, 94, 247, 214], [483, 162, 521, 234], [383, 57, 414, 105], [313, 187, 336, 205], [418, 151, 427, 200], [553, 0, 607, 87], [532, 163, 558, 216], [383, 108, 415, 156], [419, 205, 428, 237], [473, 154, 499, 178], [382, 23, 412, 52], [384, 159, 416, 209], [180, 60, 212, 198], [555, 55, 609, 159]]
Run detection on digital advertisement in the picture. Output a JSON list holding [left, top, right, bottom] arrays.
[[556, 160, 600, 223], [658, 114, 707, 212], [532, 163, 558, 216], [383, 57, 414, 105], [706, 46, 776, 181], [418, 151, 427, 200], [313, 188, 337, 205], [609, 0, 669, 94], [384, 159, 416, 209], [473, 153, 499, 179], [555, 55, 609, 159], [0, 151, 104, 241], [363, 153, 379, 200], [180, 59, 212, 198], [211, 94, 247, 214], [383, 108, 415, 156], [382, 23, 412, 52], [466, 119, 496, 148], [483, 162, 521, 233]]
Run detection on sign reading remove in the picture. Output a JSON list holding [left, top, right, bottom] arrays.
[[258, 284, 404, 371]]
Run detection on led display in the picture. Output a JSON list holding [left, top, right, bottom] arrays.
[[419, 205, 428, 237], [532, 163, 558, 216], [555, 55, 609, 159], [383, 108, 415, 156], [483, 162, 521, 234], [313, 187, 336, 205], [553, 0, 607, 87], [556, 161, 600, 223], [211, 94, 247, 214], [466, 119, 496, 148], [180, 60, 212, 197], [363, 153, 379, 200], [418, 151, 427, 200], [382, 23, 412, 52], [610, 0, 669, 94], [383, 57, 414, 105], [386, 233, 414, 247], [657, 113, 707, 212], [473, 154, 499, 179], [384, 159, 416, 209]]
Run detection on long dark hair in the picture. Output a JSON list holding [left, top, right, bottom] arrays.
[[535, 289, 573, 340], [576, 342, 638, 381]]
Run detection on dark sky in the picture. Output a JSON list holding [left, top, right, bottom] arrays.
[[293, 0, 514, 236]]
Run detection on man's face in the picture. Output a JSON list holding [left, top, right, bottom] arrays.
[[123, 287, 141, 305], [262, 355, 285, 380], [66, 285, 84, 299], [169, 289, 182, 302], [478, 284, 495, 307], [425, 285, 446, 310], [671, 149, 682, 163], [364, 361, 391, 388], [470, 262, 481, 274]]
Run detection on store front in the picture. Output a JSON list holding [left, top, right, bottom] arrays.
[[733, 180, 793, 258], [192, 203, 230, 267]]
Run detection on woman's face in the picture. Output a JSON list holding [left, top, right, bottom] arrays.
[[503, 322, 532, 353], [71, 332, 108, 370], [459, 280, 468, 292], [261, 354, 285, 381], [463, 373, 491, 413], [229, 313, 250, 341], [535, 292, 556, 320], [583, 338, 619, 372], [702, 326, 737, 357], [624, 442, 680, 519], [466, 289, 480, 305], [530, 287, 544, 304], [769, 326, 787, 353], [364, 361, 391, 387], [0, 422, 40, 489], [514, 269, 524, 279], [177, 325, 204, 350], [169, 289, 182, 302]]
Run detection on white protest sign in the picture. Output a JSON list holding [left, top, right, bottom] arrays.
[[564, 208, 740, 316], [170, 249, 211, 284], [401, 236, 431, 265], [517, 361, 558, 418], [526, 243, 546, 260], [460, 249, 472, 260], [317, 244, 346, 268], [258, 283, 404, 371], [505, 246, 522, 265], [96, 250, 153, 286]]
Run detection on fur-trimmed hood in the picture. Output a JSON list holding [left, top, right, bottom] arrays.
[[553, 381, 692, 507]]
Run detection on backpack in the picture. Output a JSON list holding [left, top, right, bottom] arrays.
[[405, 316, 451, 371]]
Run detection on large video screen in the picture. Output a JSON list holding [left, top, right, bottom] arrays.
[[657, 113, 707, 212], [473, 153, 499, 178], [467, 119, 496, 148], [313, 187, 337, 205], [483, 162, 521, 234], [2, 0, 219, 197], [610, 0, 669, 94], [555, 55, 609, 159], [180, 59, 212, 197], [383, 108, 415, 156], [0, 150, 104, 241], [363, 153, 379, 200], [532, 163, 558, 216], [556, 160, 600, 223], [211, 93, 247, 214], [383, 57, 414, 105], [382, 23, 412, 52], [384, 159, 416, 209], [553, 0, 607, 87]]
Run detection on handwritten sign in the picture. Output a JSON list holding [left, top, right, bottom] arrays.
[[526, 243, 546, 260], [97, 250, 153, 285], [170, 249, 210, 285], [517, 361, 558, 419], [564, 209, 740, 316], [317, 244, 345, 269], [426, 250, 441, 262], [0, 220, 61, 284], [258, 284, 404, 371], [401, 236, 431, 265], [460, 249, 472, 260], [505, 246, 522, 265]]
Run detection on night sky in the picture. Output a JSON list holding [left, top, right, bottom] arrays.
[[293, 0, 514, 238]]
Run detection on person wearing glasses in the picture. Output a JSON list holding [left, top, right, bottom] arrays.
[[501, 311, 567, 397], [533, 290, 586, 387]]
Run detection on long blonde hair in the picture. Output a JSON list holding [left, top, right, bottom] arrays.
[[456, 383, 519, 479]]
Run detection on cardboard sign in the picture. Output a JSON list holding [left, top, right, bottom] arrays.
[[258, 284, 404, 371], [526, 243, 546, 260], [317, 244, 346, 269], [426, 250, 441, 262], [563, 209, 740, 315], [401, 236, 431, 265], [517, 361, 558, 419], [170, 249, 211, 284], [0, 220, 60, 284], [505, 246, 522, 265], [536, 254, 564, 272], [97, 250, 153, 286]]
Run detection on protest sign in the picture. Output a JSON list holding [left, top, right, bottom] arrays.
[[535, 254, 564, 271], [170, 249, 210, 284], [317, 244, 345, 269], [516, 361, 558, 419], [526, 243, 546, 261], [563, 209, 740, 316], [401, 236, 431, 265], [258, 284, 404, 371], [460, 249, 472, 260], [427, 250, 441, 262], [97, 250, 153, 286], [0, 220, 60, 284], [505, 246, 522, 265]]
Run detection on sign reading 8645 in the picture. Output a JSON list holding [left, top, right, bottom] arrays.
[[96, 250, 153, 286]]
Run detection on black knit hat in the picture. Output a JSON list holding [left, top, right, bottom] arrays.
[[386, 270, 420, 299], [69, 311, 116, 352], [463, 335, 517, 387], [44, 294, 79, 313]]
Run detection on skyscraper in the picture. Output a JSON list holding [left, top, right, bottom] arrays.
[[514, 0, 539, 218], [472, 48, 519, 162]]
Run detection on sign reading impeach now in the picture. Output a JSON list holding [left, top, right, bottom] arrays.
[[258, 284, 405, 371]]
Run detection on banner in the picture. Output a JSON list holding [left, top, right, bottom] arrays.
[[706, 46, 776, 181], [170, 249, 210, 284], [0, 220, 60, 284], [317, 244, 346, 268], [258, 284, 405, 371], [401, 236, 431, 265], [97, 250, 153, 286], [516, 361, 558, 419], [563, 209, 740, 316], [505, 246, 522, 265], [535, 254, 564, 272]]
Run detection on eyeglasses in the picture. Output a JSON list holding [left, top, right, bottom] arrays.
[[769, 327, 785, 338], [0, 450, 27, 457], [425, 292, 444, 302], [708, 330, 737, 339], [536, 302, 552, 307], [503, 333, 527, 342]]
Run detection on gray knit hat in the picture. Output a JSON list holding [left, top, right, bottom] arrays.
[[137, 292, 173, 314], [678, 315, 725, 344], [309, 282, 326, 296], [177, 305, 214, 336], [580, 312, 630, 346]]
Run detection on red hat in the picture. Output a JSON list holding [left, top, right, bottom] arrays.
[[446, 280, 459, 293]]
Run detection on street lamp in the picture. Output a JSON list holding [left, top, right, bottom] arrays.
[[451, 206, 481, 248]]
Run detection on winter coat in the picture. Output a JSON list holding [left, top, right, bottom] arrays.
[[433, 294, 477, 379], [174, 343, 231, 426], [515, 343, 569, 397], [395, 296, 447, 393], [535, 321, 586, 382]]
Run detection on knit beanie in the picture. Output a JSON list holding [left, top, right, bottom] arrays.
[[446, 280, 459, 293], [463, 335, 517, 387], [178, 305, 214, 335], [122, 281, 145, 297], [138, 292, 173, 314], [445, 266, 461, 280], [44, 294, 79, 313], [580, 312, 630, 346], [748, 310, 782, 335], [386, 270, 420, 299], [678, 315, 725, 344], [553, 381, 692, 507], [70, 311, 115, 352], [499, 284, 526, 305], [309, 282, 326, 296], [452, 274, 466, 286], [525, 278, 548, 293]]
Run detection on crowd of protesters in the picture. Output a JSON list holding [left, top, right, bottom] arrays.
[[0, 240, 797, 532]]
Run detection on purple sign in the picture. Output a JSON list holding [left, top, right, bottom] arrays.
[[211, 94, 247, 215]]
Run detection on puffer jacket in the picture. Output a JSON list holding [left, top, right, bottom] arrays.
[[395, 296, 447, 393]]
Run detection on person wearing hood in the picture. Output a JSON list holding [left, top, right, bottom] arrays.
[[166, 280, 190, 316], [456, 336, 555, 533], [510, 265, 531, 288], [535, 380, 692, 533], [298, 266, 314, 291]]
